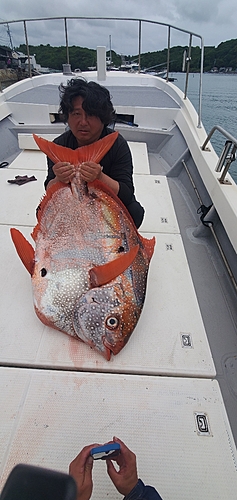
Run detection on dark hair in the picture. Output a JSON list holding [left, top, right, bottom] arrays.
[[58, 77, 115, 126]]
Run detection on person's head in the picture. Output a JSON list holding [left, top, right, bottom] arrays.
[[58, 78, 115, 126]]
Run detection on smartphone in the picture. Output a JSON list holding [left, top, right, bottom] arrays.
[[90, 443, 120, 460]]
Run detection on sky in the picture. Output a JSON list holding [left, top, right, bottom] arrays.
[[0, 0, 236, 56]]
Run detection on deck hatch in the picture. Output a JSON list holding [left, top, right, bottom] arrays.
[[195, 412, 212, 436], [181, 333, 193, 348]]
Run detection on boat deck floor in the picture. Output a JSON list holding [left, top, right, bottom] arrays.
[[0, 144, 215, 377], [1, 137, 237, 498], [1, 367, 236, 499]]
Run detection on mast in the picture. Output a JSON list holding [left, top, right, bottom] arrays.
[[109, 34, 112, 64], [5, 23, 14, 50]]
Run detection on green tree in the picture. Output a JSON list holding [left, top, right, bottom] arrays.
[[13, 39, 237, 73]]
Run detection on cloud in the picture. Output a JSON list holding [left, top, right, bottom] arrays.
[[170, 0, 219, 23]]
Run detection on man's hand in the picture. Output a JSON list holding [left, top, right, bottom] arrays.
[[79, 161, 103, 182], [106, 437, 138, 496], [69, 444, 99, 500], [52, 162, 75, 183]]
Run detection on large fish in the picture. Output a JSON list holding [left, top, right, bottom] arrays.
[[11, 132, 155, 360]]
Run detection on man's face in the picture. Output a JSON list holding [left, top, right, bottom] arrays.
[[67, 96, 104, 146]]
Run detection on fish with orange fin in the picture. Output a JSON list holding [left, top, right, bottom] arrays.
[[10, 132, 155, 360]]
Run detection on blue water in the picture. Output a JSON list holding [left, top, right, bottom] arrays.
[[173, 72, 237, 183]]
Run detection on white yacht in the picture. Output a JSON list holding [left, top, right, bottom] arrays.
[[0, 17, 237, 499]]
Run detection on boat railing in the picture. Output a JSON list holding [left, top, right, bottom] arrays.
[[202, 125, 237, 184], [0, 16, 204, 127]]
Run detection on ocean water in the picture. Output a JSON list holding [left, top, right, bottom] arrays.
[[173, 72, 237, 183]]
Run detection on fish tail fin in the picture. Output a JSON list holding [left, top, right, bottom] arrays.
[[10, 228, 35, 275], [33, 132, 119, 165], [33, 134, 78, 164], [81, 132, 119, 163]]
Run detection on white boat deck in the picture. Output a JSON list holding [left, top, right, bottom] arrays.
[[1, 367, 237, 500], [1, 137, 237, 498], [0, 139, 215, 377]]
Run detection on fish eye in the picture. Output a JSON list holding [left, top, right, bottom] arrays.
[[118, 246, 125, 253], [105, 315, 119, 330], [40, 268, 47, 277]]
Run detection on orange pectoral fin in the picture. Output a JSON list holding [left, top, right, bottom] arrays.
[[89, 245, 139, 287], [33, 132, 119, 165], [140, 235, 156, 261], [10, 228, 35, 275]]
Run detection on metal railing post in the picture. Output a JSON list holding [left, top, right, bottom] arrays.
[[64, 17, 70, 64], [202, 125, 237, 184], [184, 33, 192, 99], [197, 38, 204, 128], [219, 144, 237, 184], [166, 26, 171, 82], [138, 20, 141, 73], [215, 141, 233, 172], [23, 20, 32, 78]]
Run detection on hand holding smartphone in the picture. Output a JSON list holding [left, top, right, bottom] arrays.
[[90, 443, 121, 460]]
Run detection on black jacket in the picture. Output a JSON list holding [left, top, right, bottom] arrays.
[[45, 127, 144, 228]]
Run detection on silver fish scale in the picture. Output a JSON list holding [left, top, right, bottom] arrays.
[[34, 265, 89, 337]]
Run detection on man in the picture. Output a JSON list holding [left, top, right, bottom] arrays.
[[45, 78, 144, 228]]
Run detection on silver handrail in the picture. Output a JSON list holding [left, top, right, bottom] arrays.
[[23, 21, 31, 79], [166, 26, 171, 82], [0, 17, 204, 125], [184, 34, 192, 100], [202, 125, 237, 184]]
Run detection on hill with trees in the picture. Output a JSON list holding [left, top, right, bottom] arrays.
[[14, 38, 237, 73]]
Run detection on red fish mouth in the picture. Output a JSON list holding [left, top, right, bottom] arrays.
[[102, 337, 113, 361], [87, 338, 112, 361], [103, 338, 124, 360], [104, 346, 112, 361]]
